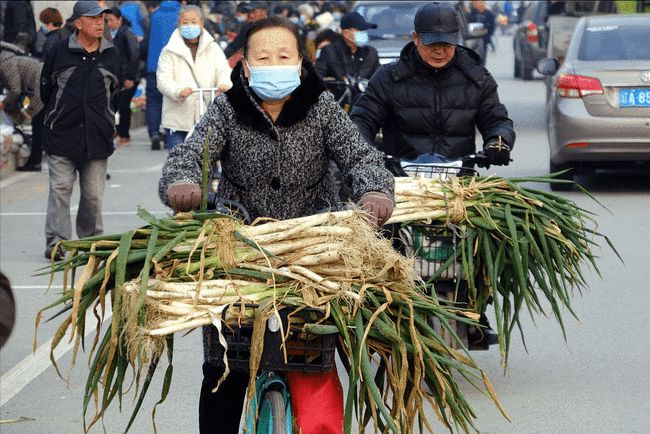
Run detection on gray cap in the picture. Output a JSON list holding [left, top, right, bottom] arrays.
[[414, 2, 460, 46], [72, 1, 111, 19]]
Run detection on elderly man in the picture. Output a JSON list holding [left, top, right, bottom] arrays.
[[350, 1, 514, 168], [40, 0, 121, 260], [351, 2, 515, 346], [315, 11, 380, 108], [223, 1, 268, 59]]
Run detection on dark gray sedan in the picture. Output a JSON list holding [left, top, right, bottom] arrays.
[[538, 14, 650, 190]]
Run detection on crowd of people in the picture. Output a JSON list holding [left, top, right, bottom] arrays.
[[0, 0, 515, 273]]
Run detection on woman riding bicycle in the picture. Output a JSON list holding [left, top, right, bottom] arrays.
[[158, 16, 395, 434]]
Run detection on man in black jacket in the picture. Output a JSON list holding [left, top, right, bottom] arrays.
[[106, 7, 140, 145], [350, 2, 514, 169], [315, 11, 380, 109], [40, 1, 120, 260]]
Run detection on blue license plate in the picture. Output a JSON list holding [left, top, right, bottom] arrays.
[[619, 88, 650, 107]]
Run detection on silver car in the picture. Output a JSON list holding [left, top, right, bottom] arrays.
[[537, 14, 650, 190]]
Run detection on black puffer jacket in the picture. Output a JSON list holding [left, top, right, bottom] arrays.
[[40, 34, 121, 165], [159, 60, 393, 223], [112, 24, 140, 83], [350, 42, 515, 161]]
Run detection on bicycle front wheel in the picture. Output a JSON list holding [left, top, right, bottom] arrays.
[[257, 390, 286, 434]]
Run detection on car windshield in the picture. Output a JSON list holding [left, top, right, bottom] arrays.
[[354, 3, 421, 38], [578, 23, 650, 61]]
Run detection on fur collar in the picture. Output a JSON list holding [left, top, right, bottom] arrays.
[[225, 59, 326, 132]]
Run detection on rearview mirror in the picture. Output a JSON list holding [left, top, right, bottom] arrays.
[[537, 58, 559, 75], [466, 22, 488, 39]]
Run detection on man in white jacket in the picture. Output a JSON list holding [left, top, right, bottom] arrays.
[[157, 5, 232, 149]]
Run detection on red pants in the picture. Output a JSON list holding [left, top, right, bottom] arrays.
[[286, 368, 344, 434]]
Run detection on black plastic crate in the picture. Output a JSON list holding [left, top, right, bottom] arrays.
[[397, 223, 459, 280], [223, 306, 337, 373]]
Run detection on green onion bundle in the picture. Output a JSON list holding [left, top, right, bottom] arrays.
[[36, 208, 506, 433], [388, 175, 619, 364]]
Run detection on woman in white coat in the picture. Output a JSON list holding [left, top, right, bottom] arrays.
[[157, 5, 232, 149]]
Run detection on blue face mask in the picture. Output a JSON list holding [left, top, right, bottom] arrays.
[[236, 15, 247, 23], [315, 48, 322, 59], [289, 16, 300, 25], [246, 61, 301, 101], [180, 25, 201, 40], [353, 30, 369, 47], [332, 12, 343, 21], [110, 29, 118, 39]]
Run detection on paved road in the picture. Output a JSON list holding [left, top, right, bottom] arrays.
[[1, 33, 649, 433]]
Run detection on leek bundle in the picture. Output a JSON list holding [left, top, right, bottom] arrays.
[[387, 175, 618, 364], [36, 208, 506, 433]]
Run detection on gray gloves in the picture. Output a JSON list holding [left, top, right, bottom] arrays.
[[167, 182, 201, 212], [484, 136, 511, 166], [358, 192, 395, 228]]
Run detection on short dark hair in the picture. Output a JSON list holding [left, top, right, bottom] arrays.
[[107, 7, 122, 19], [39, 7, 63, 27], [315, 28, 341, 47], [243, 16, 305, 59]]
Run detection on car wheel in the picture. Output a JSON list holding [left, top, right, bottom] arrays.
[[521, 56, 533, 80], [513, 41, 521, 78], [514, 55, 521, 78], [549, 161, 574, 191]]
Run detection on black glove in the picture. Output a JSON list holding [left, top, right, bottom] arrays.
[[484, 136, 511, 166]]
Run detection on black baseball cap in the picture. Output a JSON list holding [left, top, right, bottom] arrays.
[[72, 1, 111, 19], [414, 2, 460, 46], [242, 2, 268, 12], [340, 12, 377, 31]]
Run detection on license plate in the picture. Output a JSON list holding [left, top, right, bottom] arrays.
[[619, 88, 650, 107]]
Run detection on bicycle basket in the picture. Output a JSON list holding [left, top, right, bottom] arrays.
[[398, 224, 460, 280], [224, 306, 337, 373], [401, 164, 478, 179]]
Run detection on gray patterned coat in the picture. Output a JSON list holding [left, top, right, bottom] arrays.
[[159, 60, 393, 221], [159, 60, 394, 366], [0, 47, 43, 116]]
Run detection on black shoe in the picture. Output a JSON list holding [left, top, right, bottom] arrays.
[[44, 246, 65, 261], [151, 134, 161, 150], [468, 314, 499, 350], [106, 173, 111, 180], [17, 163, 41, 171]]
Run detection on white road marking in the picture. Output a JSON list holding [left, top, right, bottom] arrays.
[[0, 172, 31, 190], [0, 308, 112, 408], [0, 211, 169, 217], [11, 285, 64, 290], [110, 184, 122, 188], [109, 164, 163, 173]]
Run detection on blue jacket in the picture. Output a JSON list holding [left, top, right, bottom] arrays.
[[146, 1, 180, 73], [119, 2, 147, 38]]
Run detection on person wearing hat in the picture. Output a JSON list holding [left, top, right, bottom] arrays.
[[39, 0, 121, 260], [223, 1, 268, 59], [350, 2, 514, 347], [315, 11, 380, 108]]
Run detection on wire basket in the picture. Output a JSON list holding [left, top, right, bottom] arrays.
[[397, 224, 460, 281], [401, 164, 478, 179], [224, 307, 337, 373]]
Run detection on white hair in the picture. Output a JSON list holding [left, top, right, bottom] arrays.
[[179, 5, 204, 21]]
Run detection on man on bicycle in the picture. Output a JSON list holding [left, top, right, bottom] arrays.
[[315, 11, 380, 107], [350, 2, 515, 346], [350, 2, 515, 171]]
